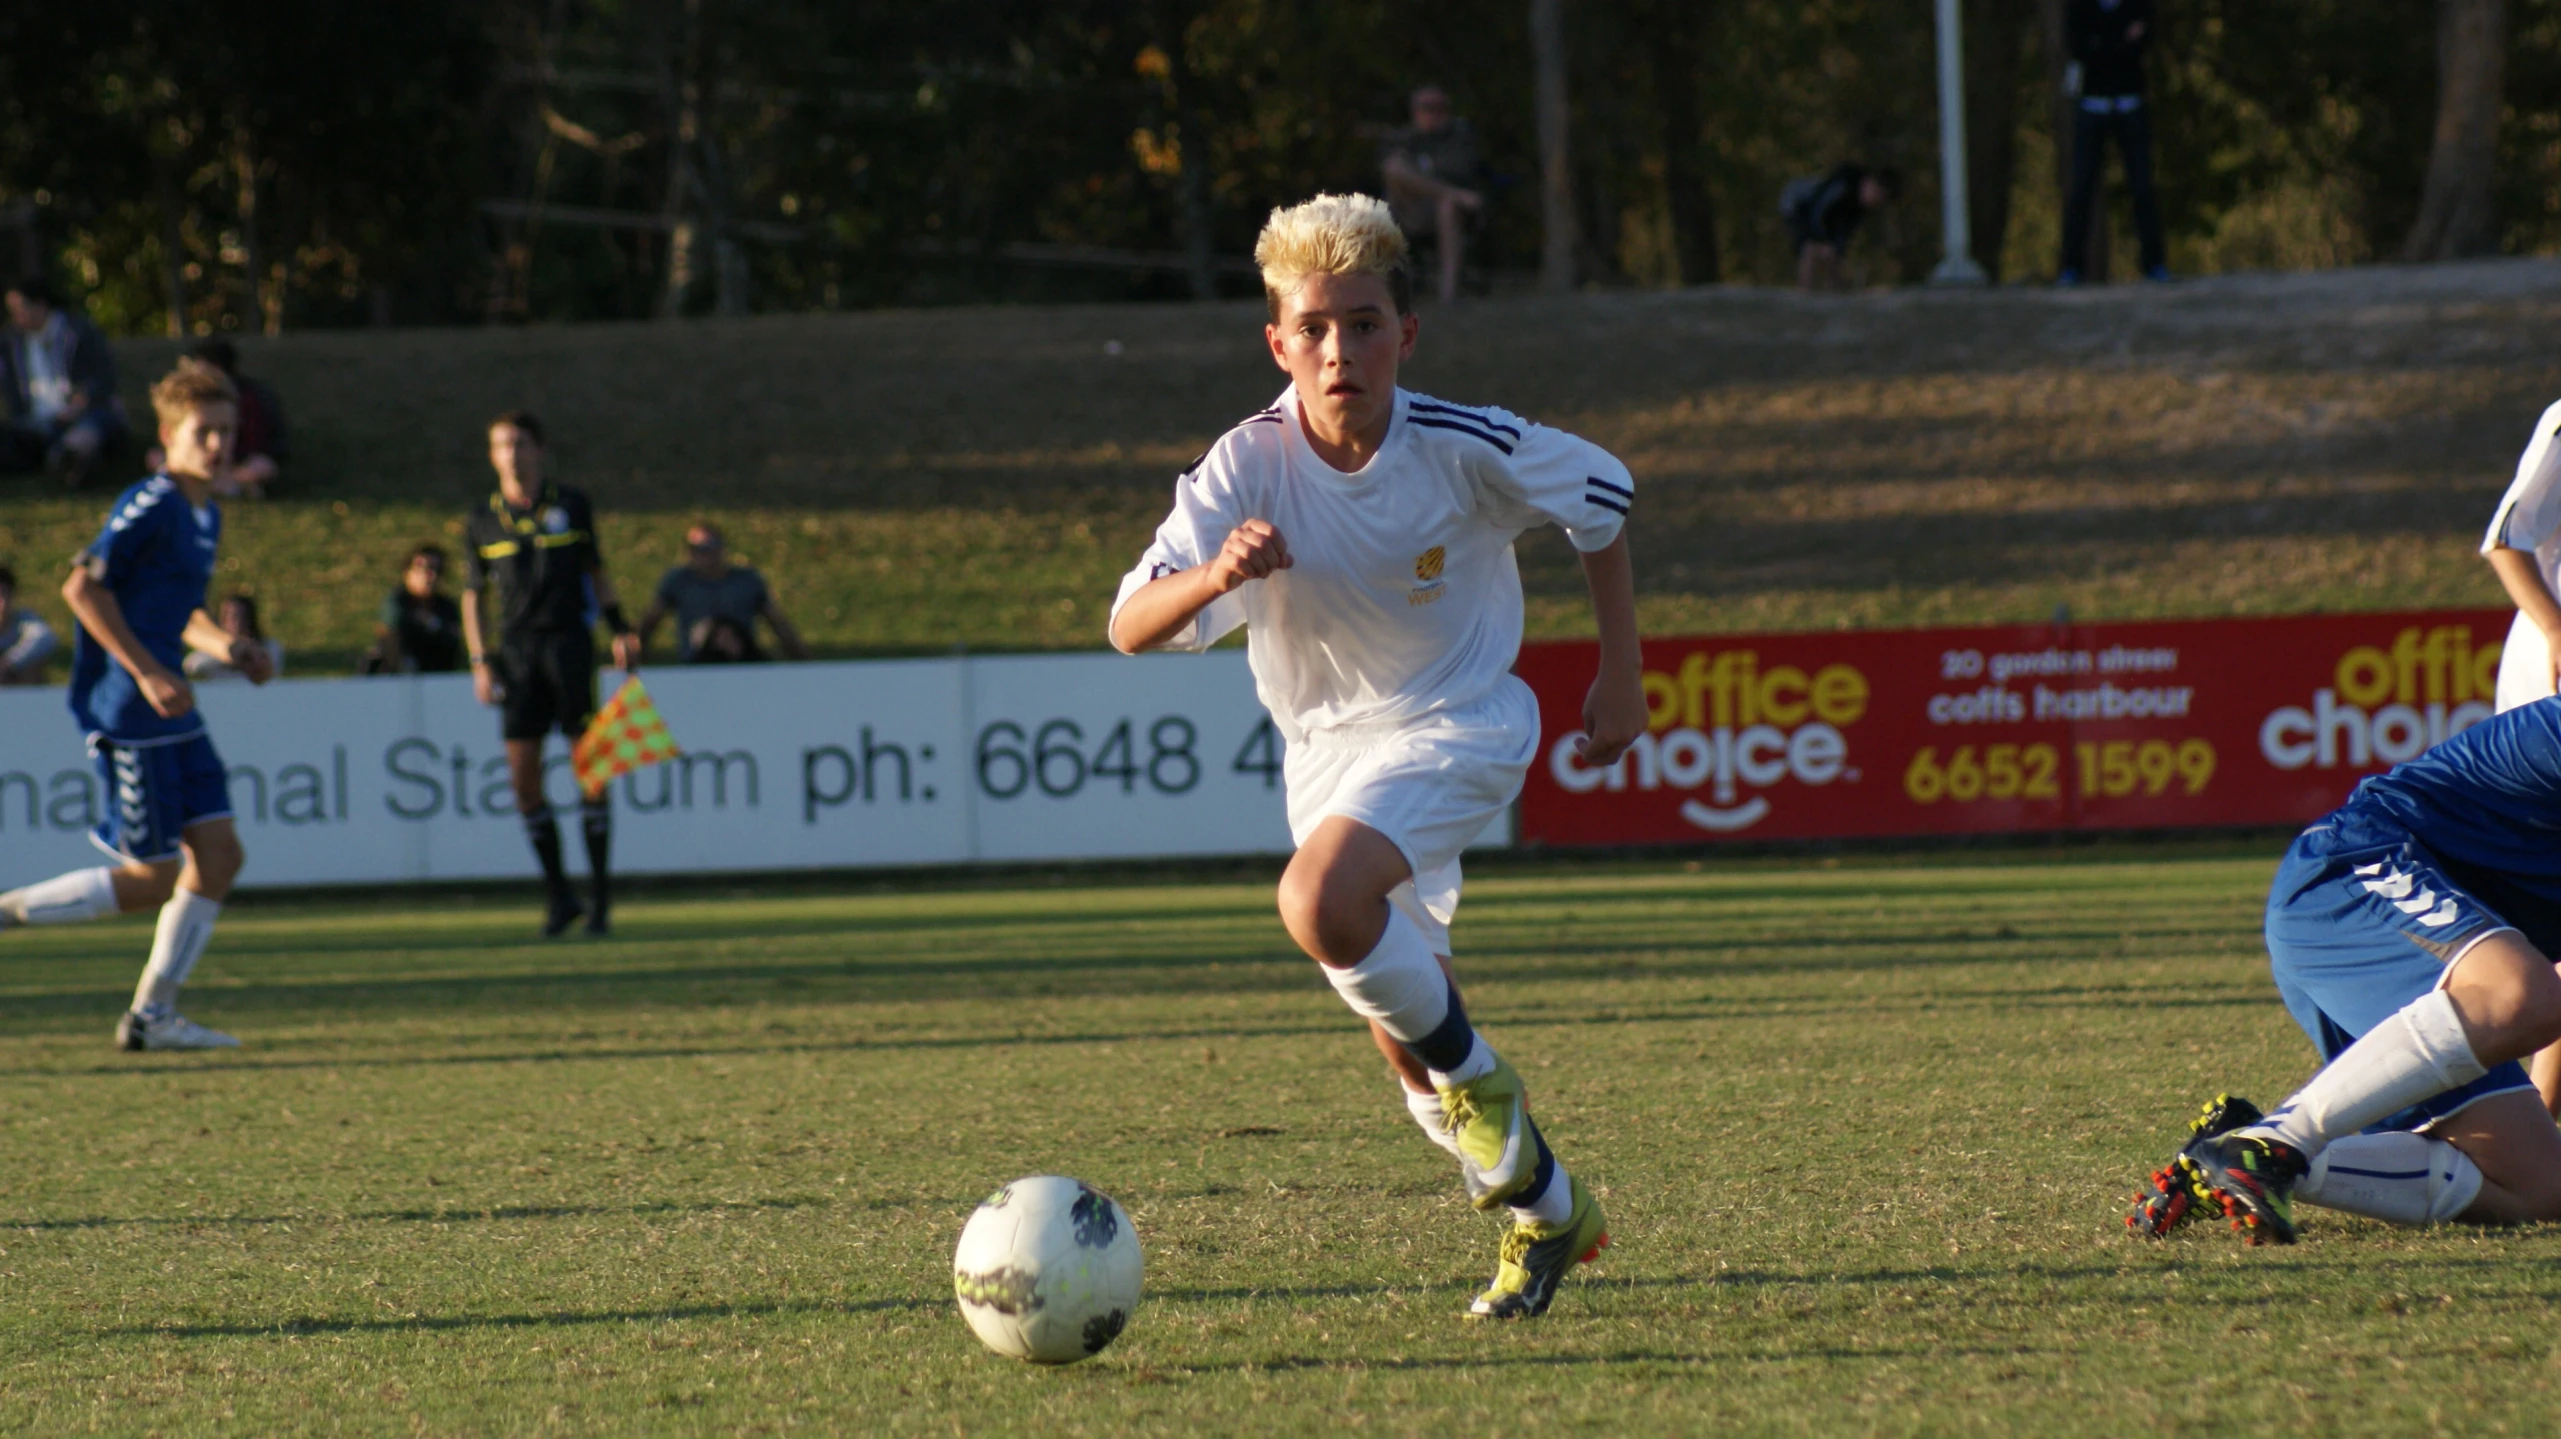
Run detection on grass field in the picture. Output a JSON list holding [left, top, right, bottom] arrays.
[[9, 848, 2561, 1435], [4, 260, 2557, 671]]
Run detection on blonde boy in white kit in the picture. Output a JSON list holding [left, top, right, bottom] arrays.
[[2484, 399, 2561, 712], [1109, 193, 1647, 1319]]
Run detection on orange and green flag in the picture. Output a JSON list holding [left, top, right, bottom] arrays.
[[574, 676, 682, 799]]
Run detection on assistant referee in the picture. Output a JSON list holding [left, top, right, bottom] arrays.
[[459, 410, 642, 936]]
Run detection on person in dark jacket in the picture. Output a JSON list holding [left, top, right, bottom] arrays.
[[2059, 0, 2169, 284], [1, 276, 127, 489], [1782, 165, 1899, 293]]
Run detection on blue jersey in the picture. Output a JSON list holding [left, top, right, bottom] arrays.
[[2335, 697, 2561, 916], [68, 476, 220, 743]]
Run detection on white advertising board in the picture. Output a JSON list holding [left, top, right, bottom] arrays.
[[0, 653, 1506, 889]]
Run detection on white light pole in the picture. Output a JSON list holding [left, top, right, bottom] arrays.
[[1931, 0, 1989, 285]]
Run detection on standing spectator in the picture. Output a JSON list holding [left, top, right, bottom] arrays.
[[0, 563, 60, 685], [1379, 85, 1490, 305], [364, 544, 466, 674], [638, 520, 810, 663], [458, 411, 642, 937], [1782, 165, 1900, 293], [184, 594, 283, 684], [1, 276, 127, 489], [184, 341, 289, 499], [2059, 0, 2169, 285]]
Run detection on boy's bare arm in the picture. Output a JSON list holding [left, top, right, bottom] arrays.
[[62, 563, 192, 718], [1109, 520, 1292, 655], [1577, 533, 1645, 765]]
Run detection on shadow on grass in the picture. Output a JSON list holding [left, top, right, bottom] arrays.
[[0, 919, 2260, 1033], [1, 1194, 926, 1232], [0, 977, 2273, 1079], [102, 1294, 944, 1341]]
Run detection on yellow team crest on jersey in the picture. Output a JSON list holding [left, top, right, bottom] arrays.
[[1409, 545, 1448, 606]]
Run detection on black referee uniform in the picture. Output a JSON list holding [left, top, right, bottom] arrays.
[[463, 480, 620, 932]]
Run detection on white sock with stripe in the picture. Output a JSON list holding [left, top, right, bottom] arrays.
[[2, 867, 120, 926], [2243, 989, 2487, 1158], [131, 888, 222, 1018], [2294, 1130, 2484, 1225], [1403, 1084, 1464, 1160]]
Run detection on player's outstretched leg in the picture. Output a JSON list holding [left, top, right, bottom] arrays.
[[579, 793, 612, 935], [2129, 1093, 2261, 1238], [0, 867, 122, 931]]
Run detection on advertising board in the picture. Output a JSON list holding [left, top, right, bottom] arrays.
[[1516, 609, 2516, 846]]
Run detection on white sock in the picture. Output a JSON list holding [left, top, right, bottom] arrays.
[[131, 888, 222, 1018], [1403, 1085, 1464, 1160], [2247, 989, 2488, 1158], [2294, 1130, 2484, 1225], [2, 867, 119, 926], [1320, 909, 1450, 1043], [1510, 1162, 1577, 1227]]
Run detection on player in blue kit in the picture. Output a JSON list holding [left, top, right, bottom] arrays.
[[2131, 698, 2561, 1242], [0, 361, 273, 1049]]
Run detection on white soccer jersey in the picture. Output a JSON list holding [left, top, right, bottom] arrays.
[[2483, 398, 2561, 587], [1110, 386, 1632, 739]]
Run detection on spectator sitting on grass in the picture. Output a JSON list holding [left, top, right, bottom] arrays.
[[1, 275, 127, 489], [638, 520, 810, 663], [1379, 84, 1490, 305], [184, 593, 284, 684], [362, 543, 464, 674], [0, 563, 59, 685], [1782, 164, 1899, 293]]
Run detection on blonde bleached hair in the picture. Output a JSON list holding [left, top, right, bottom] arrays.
[[150, 357, 238, 430], [1254, 193, 1414, 319]]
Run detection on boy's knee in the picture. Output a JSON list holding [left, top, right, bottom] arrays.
[[1276, 858, 1383, 965]]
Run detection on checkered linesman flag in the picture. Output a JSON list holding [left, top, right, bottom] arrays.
[[573, 676, 684, 799]]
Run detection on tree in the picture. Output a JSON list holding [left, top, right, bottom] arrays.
[[1530, 0, 1577, 291], [2403, 0, 2508, 261]]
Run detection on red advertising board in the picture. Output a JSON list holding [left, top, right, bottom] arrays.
[[1515, 609, 2516, 846]]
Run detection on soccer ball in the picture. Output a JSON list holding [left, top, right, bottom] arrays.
[[952, 1175, 1143, 1364]]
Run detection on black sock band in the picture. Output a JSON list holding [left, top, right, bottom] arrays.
[[1401, 978, 1478, 1074], [522, 806, 567, 887], [1509, 1118, 1559, 1211]]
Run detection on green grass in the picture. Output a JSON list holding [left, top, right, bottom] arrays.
[[8, 848, 2561, 1434], [7, 265, 2557, 671]]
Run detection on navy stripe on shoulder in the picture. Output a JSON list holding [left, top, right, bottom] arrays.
[[1586, 493, 1630, 516], [1409, 398, 1522, 440], [1408, 414, 1517, 455], [1586, 475, 1633, 500]]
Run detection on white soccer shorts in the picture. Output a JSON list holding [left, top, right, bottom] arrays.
[[1283, 675, 1537, 953]]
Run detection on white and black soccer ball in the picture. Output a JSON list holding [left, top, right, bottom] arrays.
[[952, 1175, 1142, 1365]]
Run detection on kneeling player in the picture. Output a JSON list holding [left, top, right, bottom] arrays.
[[0, 361, 272, 1048], [2132, 699, 2561, 1242], [1109, 193, 1646, 1317]]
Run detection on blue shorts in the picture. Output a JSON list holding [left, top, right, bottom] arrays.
[[2266, 810, 2536, 1131], [88, 732, 234, 865]]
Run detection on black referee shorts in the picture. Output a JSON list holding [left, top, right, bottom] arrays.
[[495, 633, 597, 741]]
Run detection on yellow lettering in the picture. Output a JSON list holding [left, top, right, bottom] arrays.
[[1642, 670, 1680, 731], [1759, 665, 1810, 724], [1810, 664, 1868, 725], [2474, 637, 2504, 700], [2335, 645, 2391, 707], [1676, 651, 1712, 729], [2390, 627, 2423, 705]]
